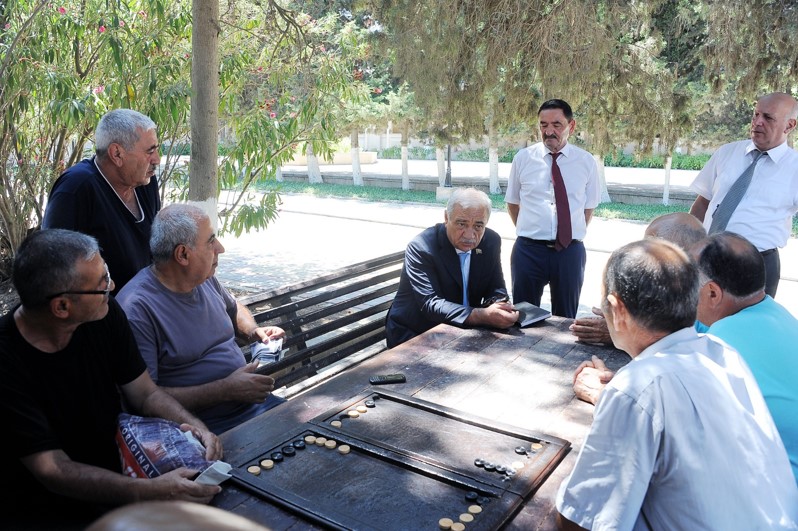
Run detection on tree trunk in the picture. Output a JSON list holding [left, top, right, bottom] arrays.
[[350, 129, 363, 186], [436, 147, 445, 186], [595, 155, 611, 203], [307, 144, 322, 183], [401, 125, 409, 190], [662, 154, 672, 206], [189, 0, 219, 226]]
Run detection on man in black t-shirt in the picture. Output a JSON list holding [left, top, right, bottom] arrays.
[[43, 109, 162, 294], [0, 229, 222, 527]]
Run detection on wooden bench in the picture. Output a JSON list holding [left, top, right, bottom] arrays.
[[236, 251, 404, 395]]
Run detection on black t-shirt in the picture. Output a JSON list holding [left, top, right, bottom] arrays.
[[0, 299, 147, 524], [42, 157, 161, 294]]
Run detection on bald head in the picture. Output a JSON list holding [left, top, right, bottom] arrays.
[[645, 213, 707, 252], [751, 92, 798, 151], [759, 92, 798, 119]]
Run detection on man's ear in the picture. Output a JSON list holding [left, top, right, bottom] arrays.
[[786, 117, 797, 135], [49, 297, 71, 319], [605, 293, 625, 331], [107, 142, 125, 167], [705, 280, 724, 308], [568, 119, 577, 135], [173, 244, 190, 265], [443, 210, 449, 224]]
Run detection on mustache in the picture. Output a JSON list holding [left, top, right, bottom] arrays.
[[544, 134, 559, 140]]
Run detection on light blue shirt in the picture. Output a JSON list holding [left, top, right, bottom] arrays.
[[700, 296, 798, 486], [557, 327, 798, 530]]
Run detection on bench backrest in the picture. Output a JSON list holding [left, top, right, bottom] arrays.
[[239, 251, 405, 389]]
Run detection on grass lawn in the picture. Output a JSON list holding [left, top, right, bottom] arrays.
[[258, 181, 798, 236]]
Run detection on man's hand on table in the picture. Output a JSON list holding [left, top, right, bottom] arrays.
[[465, 301, 519, 329], [569, 307, 614, 346], [573, 355, 615, 405]]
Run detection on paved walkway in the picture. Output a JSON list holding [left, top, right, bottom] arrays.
[[215, 191, 798, 319]]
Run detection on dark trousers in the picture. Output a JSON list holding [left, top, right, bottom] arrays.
[[762, 248, 780, 298], [511, 238, 586, 318]]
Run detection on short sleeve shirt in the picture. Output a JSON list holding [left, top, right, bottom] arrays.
[[505, 142, 600, 240], [690, 140, 798, 250]]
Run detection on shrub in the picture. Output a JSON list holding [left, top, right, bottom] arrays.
[[603, 151, 711, 170]]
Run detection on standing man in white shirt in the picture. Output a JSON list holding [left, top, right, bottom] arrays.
[[690, 92, 798, 297], [505, 99, 601, 318]]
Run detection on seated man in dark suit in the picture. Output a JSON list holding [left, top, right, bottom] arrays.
[[385, 188, 519, 347]]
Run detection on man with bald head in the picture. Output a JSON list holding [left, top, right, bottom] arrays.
[[569, 212, 706, 348], [643, 212, 708, 250], [690, 92, 798, 297], [693, 231, 798, 484], [556, 239, 798, 530]]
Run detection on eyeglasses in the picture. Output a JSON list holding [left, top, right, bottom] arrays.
[[46, 263, 112, 300]]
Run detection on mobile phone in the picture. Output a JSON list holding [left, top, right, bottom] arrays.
[[369, 373, 407, 385]]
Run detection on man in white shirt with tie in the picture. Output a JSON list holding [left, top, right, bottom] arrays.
[[505, 99, 601, 318], [690, 92, 798, 297]]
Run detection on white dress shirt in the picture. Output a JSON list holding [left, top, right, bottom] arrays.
[[505, 142, 600, 241], [690, 139, 798, 250]]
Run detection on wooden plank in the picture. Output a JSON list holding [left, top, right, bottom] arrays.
[[252, 273, 400, 322], [239, 251, 404, 308]]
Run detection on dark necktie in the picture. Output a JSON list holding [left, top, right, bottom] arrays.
[[551, 152, 572, 251], [709, 149, 765, 234]]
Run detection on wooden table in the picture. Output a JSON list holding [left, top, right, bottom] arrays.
[[212, 317, 629, 530]]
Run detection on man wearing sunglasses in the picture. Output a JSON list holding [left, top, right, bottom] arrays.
[[0, 229, 223, 527]]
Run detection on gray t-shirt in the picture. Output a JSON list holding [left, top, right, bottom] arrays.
[[116, 267, 256, 431]]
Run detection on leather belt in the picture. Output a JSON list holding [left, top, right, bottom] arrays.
[[519, 237, 582, 249]]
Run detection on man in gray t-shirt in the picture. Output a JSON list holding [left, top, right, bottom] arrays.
[[117, 204, 285, 434]]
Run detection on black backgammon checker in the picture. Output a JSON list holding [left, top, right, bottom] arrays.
[[230, 390, 570, 530]]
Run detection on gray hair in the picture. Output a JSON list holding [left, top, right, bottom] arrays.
[[13, 229, 100, 309], [446, 187, 492, 221], [95, 109, 156, 156], [150, 204, 209, 263], [603, 239, 698, 334]]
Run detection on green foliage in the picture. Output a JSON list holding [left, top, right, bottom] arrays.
[[499, 149, 520, 163], [377, 146, 435, 159], [603, 152, 711, 170], [455, 148, 488, 162], [183, 8, 371, 233], [378, 146, 402, 159], [593, 203, 687, 222], [0, 0, 193, 272]]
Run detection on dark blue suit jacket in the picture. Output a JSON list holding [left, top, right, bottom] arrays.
[[385, 223, 508, 348]]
